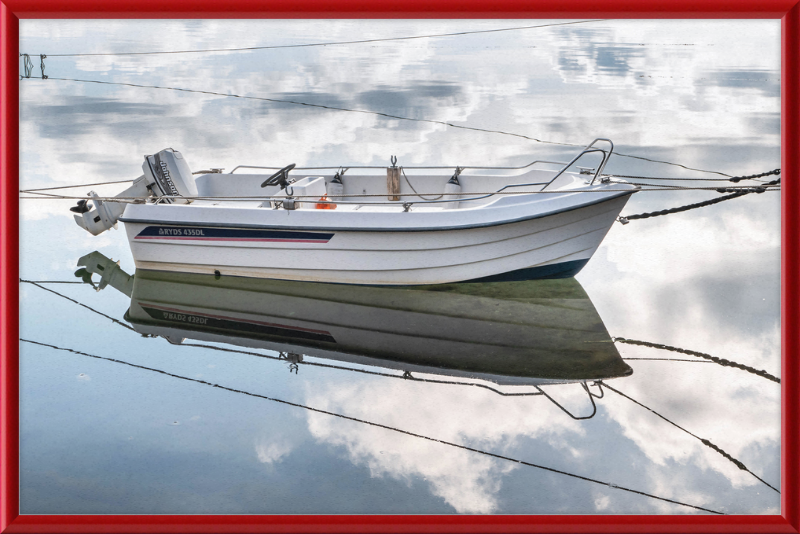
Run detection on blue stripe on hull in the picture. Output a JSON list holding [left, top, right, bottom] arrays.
[[135, 225, 334, 242], [461, 259, 590, 283]]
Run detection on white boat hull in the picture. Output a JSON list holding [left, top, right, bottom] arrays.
[[121, 189, 632, 285]]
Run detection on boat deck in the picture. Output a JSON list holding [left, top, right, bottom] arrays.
[[193, 199, 448, 213]]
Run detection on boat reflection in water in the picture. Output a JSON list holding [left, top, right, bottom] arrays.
[[77, 251, 632, 418]]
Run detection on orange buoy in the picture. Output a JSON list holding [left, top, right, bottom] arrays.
[[315, 194, 336, 210]]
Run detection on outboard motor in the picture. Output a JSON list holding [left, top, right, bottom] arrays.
[[72, 148, 198, 236], [75, 251, 134, 297]]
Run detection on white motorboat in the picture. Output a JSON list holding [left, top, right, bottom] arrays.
[[71, 139, 637, 285]]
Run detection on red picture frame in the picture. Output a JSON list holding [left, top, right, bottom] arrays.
[[1, 2, 798, 533]]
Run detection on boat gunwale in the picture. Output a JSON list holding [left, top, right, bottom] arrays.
[[119, 188, 636, 234]]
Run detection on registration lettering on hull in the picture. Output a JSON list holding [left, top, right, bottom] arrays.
[[135, 226, 334, 244]]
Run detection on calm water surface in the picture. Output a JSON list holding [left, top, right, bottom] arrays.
[[18, 19, 781, 515]]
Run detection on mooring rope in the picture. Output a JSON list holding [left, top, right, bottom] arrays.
[[727, 169, 782, 183], [623, 357, 711, 363], [601, 169, 780, 183], [20, 279, 135, 331], [18, 167, 780, 198], [20, 179, 135, 192], [18, 182, 781, 205], [20, 337, 725, 514], [614, 337, 779, 384], [617, 178, 780, 223], [401, 167, 445, 200], [601, 382, 779, 494]]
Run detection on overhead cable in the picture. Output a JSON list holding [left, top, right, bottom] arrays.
[[33, 76, 733, 177], [31, 20, 607, 57]]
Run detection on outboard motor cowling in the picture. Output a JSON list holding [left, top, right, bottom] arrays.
[[142, 148, 198, 202], [73, 148, 197, 236]]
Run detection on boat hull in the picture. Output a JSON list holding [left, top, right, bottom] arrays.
[[122, 191, 632, 285]]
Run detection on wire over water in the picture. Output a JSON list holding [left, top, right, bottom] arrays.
[[20, 279, 135, 331], [21, 337, 725, 514], [29, 76, 737, 177], [32, 20, 608, 57]]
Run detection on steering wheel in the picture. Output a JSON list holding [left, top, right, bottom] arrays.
[[261, 163, 296, 189]]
